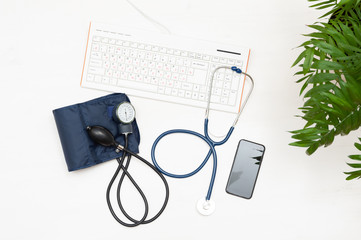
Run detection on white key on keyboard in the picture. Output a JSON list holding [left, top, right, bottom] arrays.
[[81, 22, 251, 113]]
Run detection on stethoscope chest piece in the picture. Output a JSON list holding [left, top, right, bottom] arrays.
[[197, 197, 215, 216]]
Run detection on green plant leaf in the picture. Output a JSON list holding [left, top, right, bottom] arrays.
[[355, 142, 361, 151], [312, 40, 346, 57], [338, 0, 352, 5], [292, 49, 307, 67], [349, 154, 361, 160], [346, 163, 361, 168], [304, 83, 335, 98], [303, 48, 315, 74], [306, 142, 320, 155], [289, 140, 315, 147], [308, 73, 340, 83], [345, 172, 361, 180], [320, 92, 354, 110], [312, 60, 344, 70]]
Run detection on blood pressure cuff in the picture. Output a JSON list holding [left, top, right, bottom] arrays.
[[53, 93, 140, 171]]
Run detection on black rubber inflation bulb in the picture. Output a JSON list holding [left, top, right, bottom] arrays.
[[87, 126, 118, 147]]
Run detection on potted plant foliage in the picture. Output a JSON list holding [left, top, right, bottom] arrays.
[[290, 0, 361, 179]]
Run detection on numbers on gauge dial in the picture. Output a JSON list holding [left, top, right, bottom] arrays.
[[115, 102, 135, 124]]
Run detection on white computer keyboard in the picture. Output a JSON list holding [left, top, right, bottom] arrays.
[[81, 22, 251, 113]]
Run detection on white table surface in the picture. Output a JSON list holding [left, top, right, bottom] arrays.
[[1, 0, 361, 239]]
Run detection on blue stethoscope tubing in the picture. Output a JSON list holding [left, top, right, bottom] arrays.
[[151, 66, 254, 202], [151, 119, 234, 200]]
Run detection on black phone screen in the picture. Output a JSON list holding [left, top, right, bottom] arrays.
[[226, 139, 265, 199]]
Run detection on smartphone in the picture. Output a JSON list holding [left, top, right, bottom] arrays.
[[226, 139, 265, 199]]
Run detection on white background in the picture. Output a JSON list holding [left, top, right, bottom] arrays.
[[1, 0, 361, 239]]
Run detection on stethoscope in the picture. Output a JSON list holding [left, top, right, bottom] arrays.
[[86, 66, 254, 226], [151, 66, 254, 215]]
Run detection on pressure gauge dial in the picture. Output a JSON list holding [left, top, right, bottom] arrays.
[[113, 102, 136, 124]]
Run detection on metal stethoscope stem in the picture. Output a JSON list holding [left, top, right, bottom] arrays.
[[151, 66, 254, 214]]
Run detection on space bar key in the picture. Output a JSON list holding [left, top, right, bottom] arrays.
[[119, 80, 158, 93]]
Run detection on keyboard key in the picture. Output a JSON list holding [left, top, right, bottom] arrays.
[[180, 74, 187, 82], [106, 69, 113, 77], [221, 97, 228, 104], [91, 52, 101, 59], [151, 77, 159, 85], [92, 44, 100, 52], [167, 48, 174, 54], [211, 95, 220, 103], [87, 74, 94, 82], [171, 89, 178, 96], [225, 74, 232, 81], [118, 80, 158, 93], [176, 58, 183, 66], [193, 84, 200, 92], [182, 83, 193, 91], [222, 89, 230, 97], [136, 74, 143, 82], [227, 59, 235, 65], [169, 57, 176, 64], [174, 81, 181, 89], [102, 76, 109, 84], [178, 90, 185, 97], [120, 72, 128, 80], [203, 55, 210, 61], [108, 46, 115, 53], [159, 78, 166, 86], [187, 68, 194, 75], [213, 88, 222, 95], [158, 86, 165, 94], [94, 75, 102, 83], [212, 56, 219, 62], [228, 90, 238, 105], [88, 67, 105, 75], [171, 73, 179, 81], [171, 65, 178, 72], [199, 93, 206, 101], [165, 87, 172, 95], [231, 76, 240, 90], [191, 61, 208, 70], [110, 78, 117, 85], [179, 66, 186, 74], [166, 80, 174, 88], [89, 59, 102, 67], [100, 45, 108, 52]]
